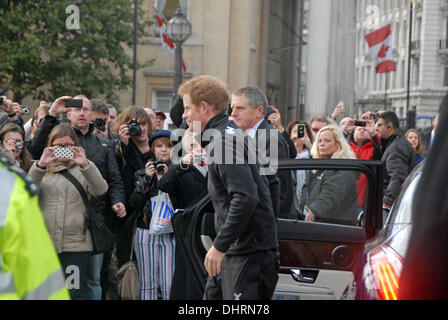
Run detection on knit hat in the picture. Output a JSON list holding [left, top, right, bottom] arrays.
[[149, 129, 172, 146]]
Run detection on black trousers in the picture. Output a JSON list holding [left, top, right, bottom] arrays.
[[203, 249, 279, 300]]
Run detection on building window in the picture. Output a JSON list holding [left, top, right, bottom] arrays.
[[444, 57, 448, 87], [153, 90, 174, 113]]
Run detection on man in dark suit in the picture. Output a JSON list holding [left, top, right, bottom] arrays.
[[230, 86, 294, 219]]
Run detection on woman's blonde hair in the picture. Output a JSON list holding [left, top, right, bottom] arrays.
[[405, 128, 423, 155], [311, 125, 356, 159]]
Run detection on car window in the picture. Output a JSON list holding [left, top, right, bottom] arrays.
[[286, 168, 368, 227]]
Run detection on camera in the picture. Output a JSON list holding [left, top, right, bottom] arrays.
[[93, 117, 106, 132], [297, 124, 305, 138], [194, 153, 207, 164], [20, 105, 30, 115], [264, 106, 275, 122], [128, 118, 142, 136], [150, 159, 167, 175], [15, 141, 23, 150], [354, 120, 366, 127]]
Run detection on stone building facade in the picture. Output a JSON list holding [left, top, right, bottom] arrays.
[[355, 0, 448, 127], [122, 0, 304, 127]]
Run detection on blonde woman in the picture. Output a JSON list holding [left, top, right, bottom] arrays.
[[299, 126, 358, 225], [405, 129, 425, 164]]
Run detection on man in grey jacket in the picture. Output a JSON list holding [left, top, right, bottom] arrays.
[[376, 111, 416, 219]]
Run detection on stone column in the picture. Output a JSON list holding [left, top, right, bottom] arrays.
[[305, 0, 332, 117]]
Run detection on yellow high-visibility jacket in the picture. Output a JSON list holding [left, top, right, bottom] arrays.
[[0, 158, 70, 300]]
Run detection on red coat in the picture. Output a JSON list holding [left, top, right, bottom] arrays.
[[349, 134, 382, 207]]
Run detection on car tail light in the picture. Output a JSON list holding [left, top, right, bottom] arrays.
[[368, 244, 403, 300]]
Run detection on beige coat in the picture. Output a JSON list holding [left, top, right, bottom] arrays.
[[28, 160, 108, 253]]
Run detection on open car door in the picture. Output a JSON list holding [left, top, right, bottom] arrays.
[[172, 159, 383, 299]]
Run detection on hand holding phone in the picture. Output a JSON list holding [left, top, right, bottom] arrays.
[[53, 147, 75, 159], [297, 124, 305, 138], [65, 99, 83, 108]]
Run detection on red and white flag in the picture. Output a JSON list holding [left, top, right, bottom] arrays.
[[156, 12, 186, 72], [365, 24, 396, 74]]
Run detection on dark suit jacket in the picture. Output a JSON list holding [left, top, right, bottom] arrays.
[[255, 120, 295, 218]]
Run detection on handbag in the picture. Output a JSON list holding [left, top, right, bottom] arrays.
[[60, 170, 115, 254], [149, 190, 175, 235], [117, 217, 140, 300]]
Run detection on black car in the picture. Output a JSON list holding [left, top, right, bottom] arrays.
[[352, 162, 423, 300], [172, 158, 385, 299]]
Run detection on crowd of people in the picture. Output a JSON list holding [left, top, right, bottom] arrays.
[[0, 76, 439, 300]]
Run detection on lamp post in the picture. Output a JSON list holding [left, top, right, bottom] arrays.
[[166, 6, 192, 97]]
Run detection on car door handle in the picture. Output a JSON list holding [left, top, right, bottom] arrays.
[[290, 269, 317, 283]]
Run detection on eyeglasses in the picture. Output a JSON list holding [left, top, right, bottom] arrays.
[[53, 144, 74, 148], [70, 108, 91, 114]]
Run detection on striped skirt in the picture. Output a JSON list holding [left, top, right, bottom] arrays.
[[133, 228, 175, 300]]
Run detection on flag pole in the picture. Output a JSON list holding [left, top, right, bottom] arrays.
[[132, 0, 138, 105], [406, 0, 414, 128], [384, 73, 388, 111]]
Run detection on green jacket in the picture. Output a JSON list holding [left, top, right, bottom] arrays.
[[0, 157, 70, 300]]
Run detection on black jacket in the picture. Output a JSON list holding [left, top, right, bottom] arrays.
[[158, 163, 207, 210], [381, 129, 417, 206], [255, 120, 294, 218], [30, 115, 126, 210], [201, 112, 277, 255]]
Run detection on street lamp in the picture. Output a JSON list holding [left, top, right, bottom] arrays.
[[166, 6, 192, 96]]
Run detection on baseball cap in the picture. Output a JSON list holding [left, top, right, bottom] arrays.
[[154, 109, 167, 120], [149, 129, 172, 146]]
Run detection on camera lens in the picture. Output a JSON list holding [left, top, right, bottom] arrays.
[[15, 141, 24, 150], [128, 119, 142, 136], [156, 164, 166, 174], [20, 105, 30, 115], [93, 117, 106, 132]]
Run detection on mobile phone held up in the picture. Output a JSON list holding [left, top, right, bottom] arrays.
[[54, 147, 74, 159], [297, 124, 305, 138], [354, 120, 366, 127], [65, 99, 83, 108]]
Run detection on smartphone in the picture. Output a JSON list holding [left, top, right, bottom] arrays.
[[354, 120, 366, 127], [54, 147, 74, 159], [297, 124, 305, 138], [65, 99, 83, 108]]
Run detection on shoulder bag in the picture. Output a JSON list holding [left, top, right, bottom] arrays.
[[116, 215, 140, 300], [60, 170, 115, 254]]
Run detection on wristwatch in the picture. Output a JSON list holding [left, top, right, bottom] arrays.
[[35, 162, 47, 170]]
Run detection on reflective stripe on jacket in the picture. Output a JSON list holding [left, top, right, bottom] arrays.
[[0, 160, 70, 300]]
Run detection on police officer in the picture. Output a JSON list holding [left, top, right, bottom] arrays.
[[178, 75, 278, 300], [0, 148, 70, 300]]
